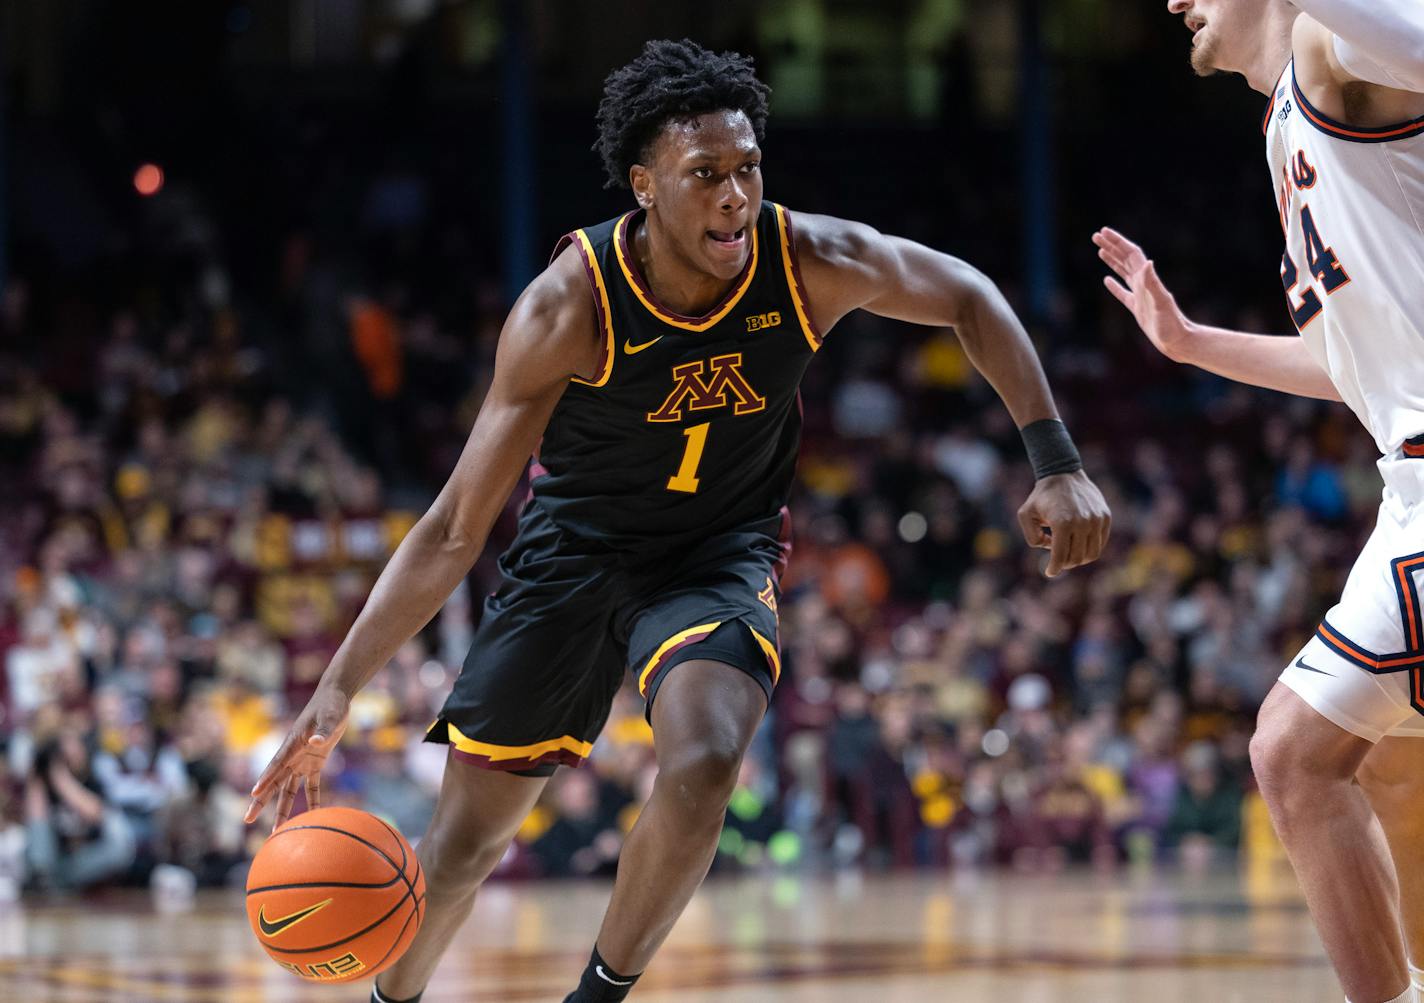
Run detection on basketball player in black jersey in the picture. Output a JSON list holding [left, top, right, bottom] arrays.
[[245, 40, 1111, 1003]]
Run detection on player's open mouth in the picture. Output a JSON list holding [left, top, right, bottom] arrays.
[[707, 227, 746, 246], [1186, 17, 1205, 36]]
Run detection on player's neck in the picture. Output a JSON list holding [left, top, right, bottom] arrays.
[[633, 213, 737, 318], [1239, 9, 1295, 95]]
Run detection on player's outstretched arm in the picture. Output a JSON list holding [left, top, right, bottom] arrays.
[[1094, 227, 1343, 403], [1290, 0, 1424, 92], [793, 212, 1110, 577], [245, 250, 597, 831]]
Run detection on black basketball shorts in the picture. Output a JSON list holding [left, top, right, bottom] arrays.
[[424, 501, 786, 776]]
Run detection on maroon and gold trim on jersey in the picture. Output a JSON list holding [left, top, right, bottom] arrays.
[[773, 203, 823, 352], [427, 719, 594, 771], [612, 213, 761, 332], [550, 228, 617, 388], [637, 622, 723, 696]]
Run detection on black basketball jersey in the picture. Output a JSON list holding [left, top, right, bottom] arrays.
[[530, 201, 822, 552]]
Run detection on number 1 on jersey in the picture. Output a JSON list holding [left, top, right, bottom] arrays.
[[667, 423, 710, 493]]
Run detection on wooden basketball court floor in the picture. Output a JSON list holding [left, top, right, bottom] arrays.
[[0, 865, 1341, 1002]]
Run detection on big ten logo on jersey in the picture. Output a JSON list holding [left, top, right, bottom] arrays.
[[745, 310, 781, 332], [276, 952, 366, 980], [757, 576, 778, 614], [646, 353, 766, 423]]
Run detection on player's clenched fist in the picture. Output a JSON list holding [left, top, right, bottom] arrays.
[[1017, 469, 1112, 578]]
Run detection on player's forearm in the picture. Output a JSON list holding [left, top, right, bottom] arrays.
[[953, 276, 1062, 428], [1294, 0, 1424, 90], [1176, 322, 1343, 401], [319, 515, 486, 699]]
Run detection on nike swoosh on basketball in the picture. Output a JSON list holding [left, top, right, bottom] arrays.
[[624, 336, 664, 354], [1294, 657, 1334, 677], [258, 898, 334, 938], [596, 965, 635, 986]]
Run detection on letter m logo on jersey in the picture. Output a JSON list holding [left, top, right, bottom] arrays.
[[647, 353, 767, 423]]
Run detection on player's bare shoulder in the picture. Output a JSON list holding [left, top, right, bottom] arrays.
[[789, 211, 884, 278], [499, 241, 604, 388], [1292, 15, 1424, 126], [782, 210, 892, 332]]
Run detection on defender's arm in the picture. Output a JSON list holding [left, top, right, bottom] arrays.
[[1095, 227, 1343, 402], [1291, 0, 1424, 92]]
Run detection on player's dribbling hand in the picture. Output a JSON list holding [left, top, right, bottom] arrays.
[[244, 684, 351, 833], [1093, 227, 1194, 363], [1017, 469, 1112, 578]]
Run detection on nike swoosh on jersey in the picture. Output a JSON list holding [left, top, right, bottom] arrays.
[[596, 965, 636, 986], [1294, 657, 1334, 677], [257, 898, 334, 938], [624, 336, 664, 354]]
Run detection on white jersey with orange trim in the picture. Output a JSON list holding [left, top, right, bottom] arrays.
[[1264, 59, 1424, 459], [1266, 60, 1424, 741]]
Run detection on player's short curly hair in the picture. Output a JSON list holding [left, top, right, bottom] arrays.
[[595, 39, 771, 190]]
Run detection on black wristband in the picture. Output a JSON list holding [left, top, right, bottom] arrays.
[[1019, 418, 1083, 480]]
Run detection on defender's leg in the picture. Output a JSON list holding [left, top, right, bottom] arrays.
[[1358, 737, 1424, 997], [1250, 683, 1409, 1002], [372, 754, 548, 1002]]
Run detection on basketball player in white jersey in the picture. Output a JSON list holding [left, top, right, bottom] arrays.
[[1095, 2, 1424, 1001]]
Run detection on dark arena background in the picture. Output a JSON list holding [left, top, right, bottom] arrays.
[[0, 1, 1376, 1000]]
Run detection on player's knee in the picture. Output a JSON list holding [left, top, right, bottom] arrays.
[[419, 818, 509, 893], [1250, 718, 1356, 830], [658, 738, 745, 820], [1249, 724, 1307, 812]]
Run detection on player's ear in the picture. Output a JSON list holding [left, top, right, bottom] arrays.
[[630, 165, 654, 210]]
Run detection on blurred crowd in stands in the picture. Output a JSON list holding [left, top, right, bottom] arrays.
[[0, 133, 1378, 902]]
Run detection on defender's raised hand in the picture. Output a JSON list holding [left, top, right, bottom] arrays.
[[1093, 227, 1195, 363]]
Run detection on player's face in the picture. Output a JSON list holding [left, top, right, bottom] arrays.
[[635, 110, 763, 282], [1167, 0, 1261, 77]]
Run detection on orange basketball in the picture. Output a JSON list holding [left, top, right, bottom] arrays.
[[245, 807, 426, 983]]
